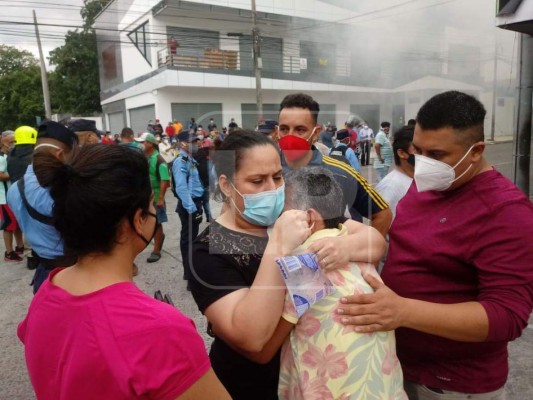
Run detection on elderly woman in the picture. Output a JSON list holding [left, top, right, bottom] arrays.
[[277, 167, 406, 399]]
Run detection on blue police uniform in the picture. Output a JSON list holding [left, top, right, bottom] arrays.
[[172, 149, 204, 282], [330, 142, 361, 172], [7, 165, 74, 293]]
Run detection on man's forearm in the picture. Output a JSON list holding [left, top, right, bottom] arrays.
[[342, 220, 386, 263], [370, 208, 392, 236], [158, 181, 170, 202], [402, 298, 489, 342]]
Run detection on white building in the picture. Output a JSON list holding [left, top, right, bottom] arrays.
[[94, 0, 517, 138]]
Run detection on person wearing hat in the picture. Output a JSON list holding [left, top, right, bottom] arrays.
[[135, 133, 170, 263], [257, 120, 277, 141], [329, 129, 361, 172], [172, 130, 203, 289], [8, 125, 37, 184], [7, 121, 78, 293], [69, 119, 100, 146]]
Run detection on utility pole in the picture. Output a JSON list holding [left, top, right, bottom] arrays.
[[33, 10, 52, 120], [513, 33, 532, 195], [490, 32, 498, 142], [251, 0, 264, 124]]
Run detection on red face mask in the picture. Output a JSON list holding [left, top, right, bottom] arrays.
[[278, 128, 316, 162]]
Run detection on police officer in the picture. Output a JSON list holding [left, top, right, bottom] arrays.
[[7, 121, 78, 293], [172, 129, 203, 289], [330, 129, 361, 172], [68, 119, 100, 145]]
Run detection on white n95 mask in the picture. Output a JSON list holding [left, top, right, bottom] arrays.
[[414, 145, 475, 192]]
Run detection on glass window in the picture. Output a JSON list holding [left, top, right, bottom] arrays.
[[128, 21, 151, 65]]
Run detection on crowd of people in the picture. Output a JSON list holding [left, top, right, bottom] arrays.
[[1, 90, 532, 400]]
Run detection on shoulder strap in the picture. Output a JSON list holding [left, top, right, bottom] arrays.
[[330, 144, 347, 157], [155, 154, 167, 182], [17, 178, 54, 225]]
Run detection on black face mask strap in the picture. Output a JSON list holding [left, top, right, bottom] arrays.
[[136, 211, 157, 245]]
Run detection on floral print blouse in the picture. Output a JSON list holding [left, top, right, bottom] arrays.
[[278, 226, 407, 400]]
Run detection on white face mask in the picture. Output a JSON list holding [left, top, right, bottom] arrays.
[[414, 144, 476, 192]]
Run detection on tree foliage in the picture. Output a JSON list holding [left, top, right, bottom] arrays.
[[0, 0, 112, 128], [47, 0, 112, 115], [0, 45, 38, 77], [81, 0, 111, 31], [49, 30, 102, 115], [0, 46, 43, 129]]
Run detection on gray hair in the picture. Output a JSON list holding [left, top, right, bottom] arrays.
[[1, 130, 14, 138], [284, 167, 345, 229]]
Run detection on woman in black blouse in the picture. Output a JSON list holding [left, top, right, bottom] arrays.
[[190, 130, 386, 399]]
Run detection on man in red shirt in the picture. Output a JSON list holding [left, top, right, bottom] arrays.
[[337, 91, 533, 399], [165, 122, 175, 139], [344, 115, 359, 154]]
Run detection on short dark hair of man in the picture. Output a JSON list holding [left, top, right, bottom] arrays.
[[381, 121, 391, 129], [284, 167, 344, 229], [121, 127, 134, 138], [407, 119, 416, 126], [416, 91, 486, 145], [279, 93, 320, 125], [392, 125, 414, 166]]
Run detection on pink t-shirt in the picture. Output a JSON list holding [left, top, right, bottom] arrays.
[[18, 269, 210, 400]]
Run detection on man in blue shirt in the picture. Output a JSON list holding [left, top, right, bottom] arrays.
[[8, 121, 78, 293], [329, 129, 361, 172], [172, 130, 204, 289]]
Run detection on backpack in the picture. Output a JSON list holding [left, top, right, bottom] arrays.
[[154, 154, 177, 197], [329, 145, 351, 166]]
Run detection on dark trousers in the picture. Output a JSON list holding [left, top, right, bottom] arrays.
[[201, 186, 212, 222], [176, 199, 202, 280], [360, 141, 371, 166], [32, 263, 51, 294]]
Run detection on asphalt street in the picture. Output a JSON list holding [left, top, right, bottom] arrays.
[[0, 140, 532, 399]]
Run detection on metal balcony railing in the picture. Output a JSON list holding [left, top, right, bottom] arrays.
[[158, 47, 239, 70], [157, 47, 353, 83]]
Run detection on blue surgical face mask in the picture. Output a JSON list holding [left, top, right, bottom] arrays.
[[230, 182, 285, 226]]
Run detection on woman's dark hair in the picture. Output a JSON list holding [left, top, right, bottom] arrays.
[[213, 129, 279, 202], [33, 144, 152, 257], [392, 125, 414, 166]]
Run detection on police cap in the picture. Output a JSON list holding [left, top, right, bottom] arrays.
[[37, 121, 78, 149]]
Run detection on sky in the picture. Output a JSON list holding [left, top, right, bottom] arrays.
[[0, 0, 86, 63]]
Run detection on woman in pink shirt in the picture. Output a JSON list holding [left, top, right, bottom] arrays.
[[17, 144, 229, 400]]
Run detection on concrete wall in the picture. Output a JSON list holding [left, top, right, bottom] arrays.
[[151, 87, 390, 129]]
